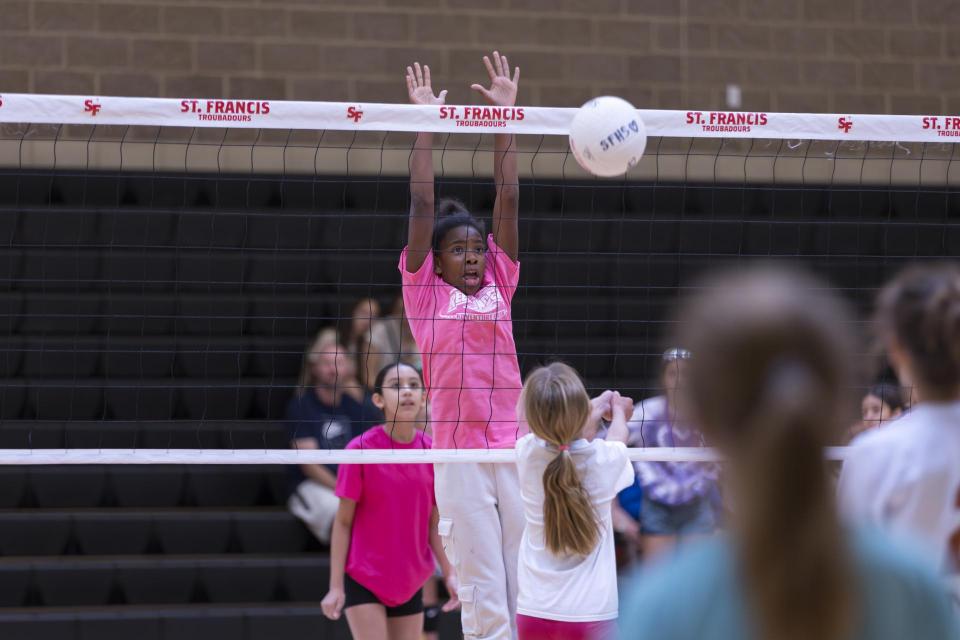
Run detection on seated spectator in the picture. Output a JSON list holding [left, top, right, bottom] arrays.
[[848, 382, 905, 440], [356, 294, 431, 436], [358, 294, 422, 392], [341, 297, 381, 383], [627, 347, 719, 558], [286, 332, 383, 545]]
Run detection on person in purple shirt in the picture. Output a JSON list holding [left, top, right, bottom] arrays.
[[627, 348, 719, 558]]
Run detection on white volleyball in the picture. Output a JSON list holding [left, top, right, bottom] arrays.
[[568, 96, 647, 177]]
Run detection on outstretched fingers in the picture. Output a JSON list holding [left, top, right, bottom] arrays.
[[407, 60, 447, 105], [492, 50, 504, 76], [473, 51, 519, 104], [482, 55, 497, 81], [500, 54, 519, 84], [498, 53, 520, 84]]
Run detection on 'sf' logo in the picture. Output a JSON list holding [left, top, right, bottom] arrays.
[[347, 106, 363, 122], [84, 99, 102, 116], [838, 116, 853, 133]]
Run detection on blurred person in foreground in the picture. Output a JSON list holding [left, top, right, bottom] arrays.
[[620, 267, 958, 640], [286, 331, 382, 544], [840, 264, 960, 609]]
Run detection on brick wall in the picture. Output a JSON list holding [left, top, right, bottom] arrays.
[[1, 0, 959, 115]]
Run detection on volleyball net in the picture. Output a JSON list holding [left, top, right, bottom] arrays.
[[0, 93, 958, 465]]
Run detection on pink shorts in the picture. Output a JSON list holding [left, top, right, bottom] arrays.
[[517, 614, 616, 640]]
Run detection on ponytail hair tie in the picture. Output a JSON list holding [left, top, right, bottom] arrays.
[[557, 444, 570, 452]]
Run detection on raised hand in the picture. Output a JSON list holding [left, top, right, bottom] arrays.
[[471, 50, 519, 107], [612, 391, 635, 420], [604, 391, 634, 444], [406, 62, 447, 106], [591, 390, 615, 424]]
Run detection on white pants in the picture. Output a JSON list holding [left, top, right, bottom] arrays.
[[435, 462, 524, 640], [287, 480, 340, 544]]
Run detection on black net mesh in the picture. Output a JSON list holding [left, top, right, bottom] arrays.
[[0, 123, 957, 452]]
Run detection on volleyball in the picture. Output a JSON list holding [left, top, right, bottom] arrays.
[[568, 96, 647, 177]]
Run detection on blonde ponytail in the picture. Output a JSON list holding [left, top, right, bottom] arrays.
[[521, 363, 597, 557]]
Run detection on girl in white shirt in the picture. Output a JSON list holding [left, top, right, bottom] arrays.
[[840, 263, 960, 604], [514, 363, 634, 640]]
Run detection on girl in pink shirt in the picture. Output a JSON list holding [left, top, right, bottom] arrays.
[[402, 52, 525, 639], [321, 362, 458, 639]]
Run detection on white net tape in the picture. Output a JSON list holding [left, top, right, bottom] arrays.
[[0, 447, 850, 465], [2, 94, 957, 466], [2, 93, 959, 142]]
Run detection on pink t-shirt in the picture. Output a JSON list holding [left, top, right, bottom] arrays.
[[400, 234, 525, 449], [336, 427, 436, 607]]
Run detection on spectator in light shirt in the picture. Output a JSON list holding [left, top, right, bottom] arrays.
[[627, 347, 719, 558]]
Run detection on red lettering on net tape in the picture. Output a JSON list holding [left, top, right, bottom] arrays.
[[1, 94, 960, 143]]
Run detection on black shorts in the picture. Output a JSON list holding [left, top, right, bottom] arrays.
[[344, 573, 423, 618]]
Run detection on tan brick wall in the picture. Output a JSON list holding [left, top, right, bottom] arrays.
[[1, 0, 959, 114]]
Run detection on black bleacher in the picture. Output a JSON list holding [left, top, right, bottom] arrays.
[[0, 169, 956, 638]]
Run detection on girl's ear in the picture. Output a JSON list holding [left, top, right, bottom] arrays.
[[433, 253, 442, 276], [371, 393, 385, 410]]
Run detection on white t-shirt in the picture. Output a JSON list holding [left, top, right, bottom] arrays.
[[839, 401, 960, 603], [515, 433, 634, 622]]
